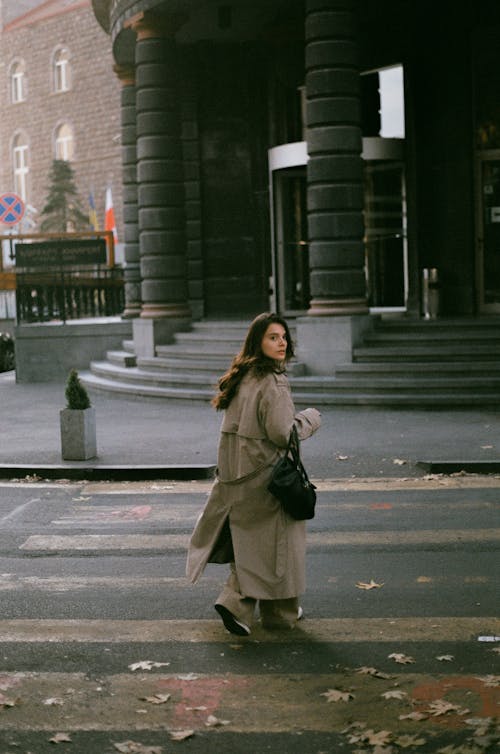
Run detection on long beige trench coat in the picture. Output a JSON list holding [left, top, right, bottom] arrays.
[[186, 370, 321, 600]]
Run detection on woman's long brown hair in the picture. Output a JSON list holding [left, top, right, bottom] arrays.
[[212, 312, 294, 410]]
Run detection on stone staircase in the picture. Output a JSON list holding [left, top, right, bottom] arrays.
[[80, 317, 500, 406]]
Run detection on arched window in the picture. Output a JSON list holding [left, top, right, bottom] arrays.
[[53, 47, 71, 93], [10, 60, 26, 103], [12, 132, 29, 200], [54, 123, 74, 161]]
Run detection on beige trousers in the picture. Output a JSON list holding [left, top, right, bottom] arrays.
[[215, 563, 300, 629]]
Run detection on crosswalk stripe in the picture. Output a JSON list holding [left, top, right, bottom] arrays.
[[80, 476, 500, 493], [4, 669, 495, 734], [0, 617, 496, 643], [0, 573, 492, 591], [18, 528, 500, 552], [2, 475, 500, 495]]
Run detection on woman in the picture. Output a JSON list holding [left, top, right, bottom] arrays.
[[186, 312, 321, 635]]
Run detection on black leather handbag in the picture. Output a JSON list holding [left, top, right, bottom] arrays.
[[267, 425, 317, 520]]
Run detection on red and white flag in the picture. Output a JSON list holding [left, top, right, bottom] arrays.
[[104, 187, 118, 243]]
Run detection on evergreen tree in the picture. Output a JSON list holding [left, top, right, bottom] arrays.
[[40, 160, 88, 232], [65, 369, 91, 410]]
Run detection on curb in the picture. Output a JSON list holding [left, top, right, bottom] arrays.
[[0, 464, 216, 481], [417, 460, 500, 474]]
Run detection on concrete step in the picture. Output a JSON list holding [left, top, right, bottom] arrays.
[[354, 345, 500, 361], [374, 316, 500, 332], [79, 369, 500, 407], [336, 361, 500, 376], [106, 350, 137, 368], [90, 361, 217, 388]]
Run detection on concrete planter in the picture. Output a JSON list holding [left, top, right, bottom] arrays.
[[60, 407, 97, 460]]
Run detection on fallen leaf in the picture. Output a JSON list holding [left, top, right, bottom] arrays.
[[0, 694, 20, 708], [128, 661, 170, 671], [321, 688, 355, 703], [336, 454, 349, 460], [394, 735, 426, 748], [176, 673, 198, 681], [205, 714, 230, 727], [436, 655, 455, 662], [43, 697, 64, 706], [356, 666, 393, 679], [393, 458, 407, 465], [381, 689, 407, 700], [428, 699, 469, 717], [140, 693, 171, 705], [113, 743, 162, 754], [475, 675, 500, 687], [49, 732, 72, 744], [363, 729, 392, 746], [356, 579, 384, 590], [169, 730, 194, 742], [399, 711, 428, 721], [184, 706, 207, 711], [388, 652, 415, 664]]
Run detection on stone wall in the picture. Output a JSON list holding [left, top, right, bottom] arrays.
[[0, 1, 123, 240]]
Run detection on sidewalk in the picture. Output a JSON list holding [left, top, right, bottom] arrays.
[[1, 370, 500, 479]]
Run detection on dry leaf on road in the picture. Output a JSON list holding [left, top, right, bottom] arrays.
[[436, 655, 455, 662], [49, 732, 72, 744], [388, 653, 415, 664], [128, 661, 170, 671], [475, 675, 500, 687], [43, 697, 64, 706], [399, 711, 428, 721], [356, 580, 384, 590], [428, 699, 470, 717], [169, 730, 194, 742], [381, 690, 407, 700], [140, 693, 171, 705], [113, 742, 162, 754], [356, 666, 393, 679], [205, 714, 230, 727], [394, 734, 426, 748], [321, 688, 355, 703]]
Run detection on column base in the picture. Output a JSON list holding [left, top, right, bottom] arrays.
[[122, 303, 142, 319], [133, 316, 191, 357], [140, 303, 191, 319], [296, 314, 374, 375], [307, 298, 369, 316]]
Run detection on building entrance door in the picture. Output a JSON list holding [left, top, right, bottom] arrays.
[[477, 151, 500, 312]]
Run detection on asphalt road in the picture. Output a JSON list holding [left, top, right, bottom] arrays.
[[0, 475, 498, 753]]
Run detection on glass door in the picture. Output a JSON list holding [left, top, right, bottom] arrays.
[[273, 167, 311, 314], [477, 151, 500, 312]]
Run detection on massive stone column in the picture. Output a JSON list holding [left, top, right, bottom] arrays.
[[297, 0, 371, 374], [128, 11, 190, 354], [115, 64, 141, 319], [305, 0, 367, 316]]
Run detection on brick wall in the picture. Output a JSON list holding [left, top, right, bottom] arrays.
[[0, 1, 123, 241]]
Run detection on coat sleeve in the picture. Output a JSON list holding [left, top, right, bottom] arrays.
[[258, 374, 321, 447]]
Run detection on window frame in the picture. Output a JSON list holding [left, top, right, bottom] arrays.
[[54, 122, 75, 161], [9, 59, 26, 103], [52, 46, 71, 93], [12, 131, 29, 201]]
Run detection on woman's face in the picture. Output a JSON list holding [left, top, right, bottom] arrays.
[[261, 323, 287, 362]]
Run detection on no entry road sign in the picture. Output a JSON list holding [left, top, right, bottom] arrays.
[[0, 193, 25, 225]]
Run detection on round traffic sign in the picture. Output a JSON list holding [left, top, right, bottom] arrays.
[[0, 193, 25, 225]]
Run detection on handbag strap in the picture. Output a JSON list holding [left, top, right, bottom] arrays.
[[286, 424, 313, 486]]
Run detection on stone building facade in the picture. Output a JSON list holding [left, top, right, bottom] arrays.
[[87, 0, 500, 375], [0, 0, 123, 245]]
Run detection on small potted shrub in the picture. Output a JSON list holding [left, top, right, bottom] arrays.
[[60, 369, 97, 460]]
